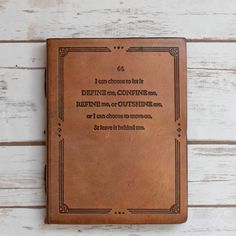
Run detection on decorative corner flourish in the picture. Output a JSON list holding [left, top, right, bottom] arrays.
[[59, 203, 69, 213], [170, 203, 180, 214], [169, 47, 179, 57], [59, 47, 69, 57]]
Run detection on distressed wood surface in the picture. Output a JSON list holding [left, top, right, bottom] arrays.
[[0, 0, 236, 40], [0, 145, 236, 206], [0, 43, 46, 69], [0, 189, 45, 207], [188, 68, 236, 141], [0, 68, 46, 142], [1, 68, 235, 141], [188, 43, 236, 70], [1, 0, 236, 234], [0, 208, 236, 236], [0, 146, 45, 188]]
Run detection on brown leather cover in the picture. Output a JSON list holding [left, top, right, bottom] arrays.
[[46, 38, 187, 224]]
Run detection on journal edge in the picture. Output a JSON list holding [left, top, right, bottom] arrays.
[[45, 38, 188, 224]]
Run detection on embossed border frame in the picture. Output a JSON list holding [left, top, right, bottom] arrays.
[[57, 46, 181, 215]]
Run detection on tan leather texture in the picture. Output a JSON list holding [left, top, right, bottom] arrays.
[[46, 38, 187, 224]]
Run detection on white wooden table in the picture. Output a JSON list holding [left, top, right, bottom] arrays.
[[0, 0, 236, 235]]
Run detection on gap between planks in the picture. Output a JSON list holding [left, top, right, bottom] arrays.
[[0, 66, 46, 70], [1, 205, 236, 209], [1, 39, 236, 43], [0, 141, 45, 146], [1, 140, 236, 146]]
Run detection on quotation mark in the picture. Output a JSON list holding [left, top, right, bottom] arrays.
[[117, 66, 125, 72]]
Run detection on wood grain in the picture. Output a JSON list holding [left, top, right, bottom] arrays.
[[0, 189, 45, 207], [188, 42, 236, 70], [0, 43, 46, 69], [0, 146, 45, 188], [0, 208, 236, 235], [0, 0, 236, 40], [188, 68, 236, 141], [0, 68, 46, 142], [0, 145, 235, 206]]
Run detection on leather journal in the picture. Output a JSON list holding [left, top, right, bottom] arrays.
[[46, 38, 187, 224]]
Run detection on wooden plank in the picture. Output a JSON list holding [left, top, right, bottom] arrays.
[[1, 66, 236, 141], [0, 208, 235, 235], [1, 43, 236, 70], [0, 145, 236, 206], [0, 189, 45, 207], [0, 69, 46, 142], [187, 42, 236, 70], [0, 146, 45, 188], [0, 0, 236, 40], [188, 68, 236, 141], [0, 43, 46, 69], [188, 145, 236, 205]]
